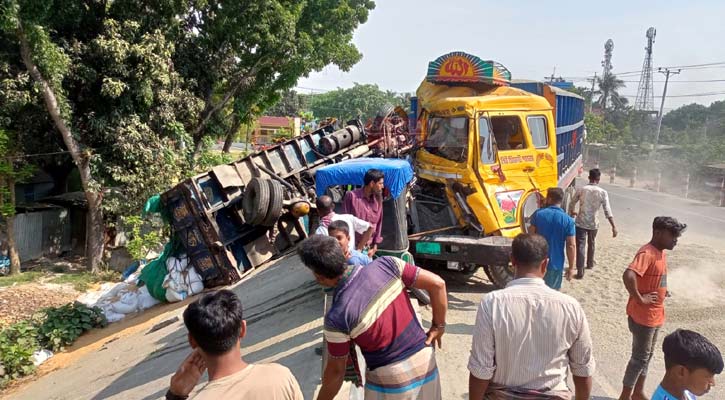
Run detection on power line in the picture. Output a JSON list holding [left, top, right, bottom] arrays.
[[620, 79, 725, 83], [620, 91, 725, 98]]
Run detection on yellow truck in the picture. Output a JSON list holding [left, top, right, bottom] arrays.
[[408, 52, 585, 286]]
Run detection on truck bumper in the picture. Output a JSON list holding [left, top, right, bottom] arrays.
[[409, 234, 512, 267]]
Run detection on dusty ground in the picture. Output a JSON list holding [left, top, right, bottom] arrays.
[[0, 283, 79, 328]]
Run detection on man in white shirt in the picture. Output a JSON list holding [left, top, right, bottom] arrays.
[[568, 168, 617, 279], [468, 233, 595, 400], [315, 195, 373, 253]]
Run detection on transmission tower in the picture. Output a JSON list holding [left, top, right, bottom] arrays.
[[598, 39, 614, 108], [601, 39, 614, 78], [634, 27, 657, 111]]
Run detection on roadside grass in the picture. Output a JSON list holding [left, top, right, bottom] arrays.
[[49, 270, 120, 292], [0, 271, 46, 287]]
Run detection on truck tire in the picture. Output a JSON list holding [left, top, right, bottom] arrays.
[[243, 178, 270, 225], [261, 180, 284, 226], [484, 263, 514, 288]]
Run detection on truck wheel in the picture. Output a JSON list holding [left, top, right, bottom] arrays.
[[260, 180, 284, 226], [484, 263, 514, 288], [243, 178, 271, 225]]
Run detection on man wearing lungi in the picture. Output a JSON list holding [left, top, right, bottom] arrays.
[[298, 235, 448, 400]]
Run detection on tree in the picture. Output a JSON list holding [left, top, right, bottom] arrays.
[[266, 90, 308, 117], [174, 1, 376, 154], [308, 83, 406, 122], [597, 73, 626, 110], [1, 1, 375, 271], [0, 129, 33, 275]]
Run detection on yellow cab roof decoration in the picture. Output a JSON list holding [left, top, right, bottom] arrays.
[[416, 81, 552, 116], [427, 52, 512, 85]]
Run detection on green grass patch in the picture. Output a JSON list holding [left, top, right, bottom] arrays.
[[0, 272, 46, 287], [49, 270, 120, 292]]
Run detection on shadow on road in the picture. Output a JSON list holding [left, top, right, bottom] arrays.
[[90, 257, 325, 400]]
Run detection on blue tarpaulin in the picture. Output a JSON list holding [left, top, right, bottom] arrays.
[[315, 158, 414, 199]]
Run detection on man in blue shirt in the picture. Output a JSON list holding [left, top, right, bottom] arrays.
[[529, 187, 576, 290]]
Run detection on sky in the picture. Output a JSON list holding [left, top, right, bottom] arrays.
[[297, 0, 725, 112]]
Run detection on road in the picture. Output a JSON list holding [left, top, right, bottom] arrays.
[[600, 181, 725, 248], [5, 182, 725, 399]]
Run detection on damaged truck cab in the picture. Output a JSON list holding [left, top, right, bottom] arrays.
[[408, 52, 584, 286]]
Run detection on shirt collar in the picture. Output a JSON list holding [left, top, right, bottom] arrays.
[[506, 277, 546, 288]]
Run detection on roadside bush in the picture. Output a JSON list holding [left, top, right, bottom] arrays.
[[123, 215, 166, 261], [35, 303, 107, 352], [0, 321, 40, 387]]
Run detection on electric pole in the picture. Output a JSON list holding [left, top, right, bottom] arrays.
[[651, 67, 681, 159], [587, 72, 597, 113]]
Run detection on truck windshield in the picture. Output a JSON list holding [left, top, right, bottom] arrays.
[[479, 117, 496, 164], [425, 116, 469, 162]]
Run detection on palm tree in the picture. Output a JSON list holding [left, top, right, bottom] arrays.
[[597, 73, 626, 110]]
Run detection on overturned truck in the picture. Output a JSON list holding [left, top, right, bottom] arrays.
[[159, 51, 585, 289]]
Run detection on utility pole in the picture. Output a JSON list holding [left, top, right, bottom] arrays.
[[587, 72, 597, 113], [651, 67, 680, 159]]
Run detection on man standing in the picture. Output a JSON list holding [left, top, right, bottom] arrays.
[[167, 290, 303, 400], [343, 169, 384, 258], [468, 234, 595, 400], [529, 187, 577, 290], [619, 216, 687, 400], [298, 235, 447, 400], [315, 194, 373, 253], [569, 168, 617, 278]]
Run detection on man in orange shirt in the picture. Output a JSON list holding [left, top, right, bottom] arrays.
[[618, 216, 687, 400]]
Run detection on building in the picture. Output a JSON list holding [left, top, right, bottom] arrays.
[[253, 116, 301, 146]]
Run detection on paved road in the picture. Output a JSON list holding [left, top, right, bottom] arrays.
[[6, 183, 724, 400], [5, 254, 328, 400], [600, 181, 725, 248]]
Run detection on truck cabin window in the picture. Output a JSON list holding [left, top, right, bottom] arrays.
[[478, 117, 496, 164], [491, 116, 525, 151], [425, 116, 469, 162], [527, 116, 549, 148]]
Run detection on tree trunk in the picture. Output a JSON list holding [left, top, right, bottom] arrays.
[[18, 26, 104, 273], [0, 173, 21, 275], [222, 115, 243, 153]]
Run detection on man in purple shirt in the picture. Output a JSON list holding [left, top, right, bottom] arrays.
[[343, 169, 384, 258]]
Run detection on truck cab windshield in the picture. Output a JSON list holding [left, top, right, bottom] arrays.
[[491, 116, 525, 151], [425, 116, 469, 162]]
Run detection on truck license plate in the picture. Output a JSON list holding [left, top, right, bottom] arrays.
[[416, 242, 441, 255]]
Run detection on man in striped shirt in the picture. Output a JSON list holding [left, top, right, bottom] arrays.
[[298, 235, 448, 400], [468, 234, 595, 400]]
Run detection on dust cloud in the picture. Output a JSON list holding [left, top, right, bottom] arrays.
[[668, 261, 725, 306]]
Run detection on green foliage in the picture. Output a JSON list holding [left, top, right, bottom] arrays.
[[1, 0, 376, 222], [308, 83, 407, 122], [0, 271, 45, 287], [0, 321, 39, 385], [123, 215, 165, 261], [35, 303, 106, 352]]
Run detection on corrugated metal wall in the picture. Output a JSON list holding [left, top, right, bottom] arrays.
[[13, 208, 72, 262]]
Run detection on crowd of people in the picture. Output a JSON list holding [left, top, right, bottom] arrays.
[[163, 168, 722, 400]]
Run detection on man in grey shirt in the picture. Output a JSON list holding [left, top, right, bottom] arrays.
[[468, 234, 595, 400], [569, 168, 617, 278]]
